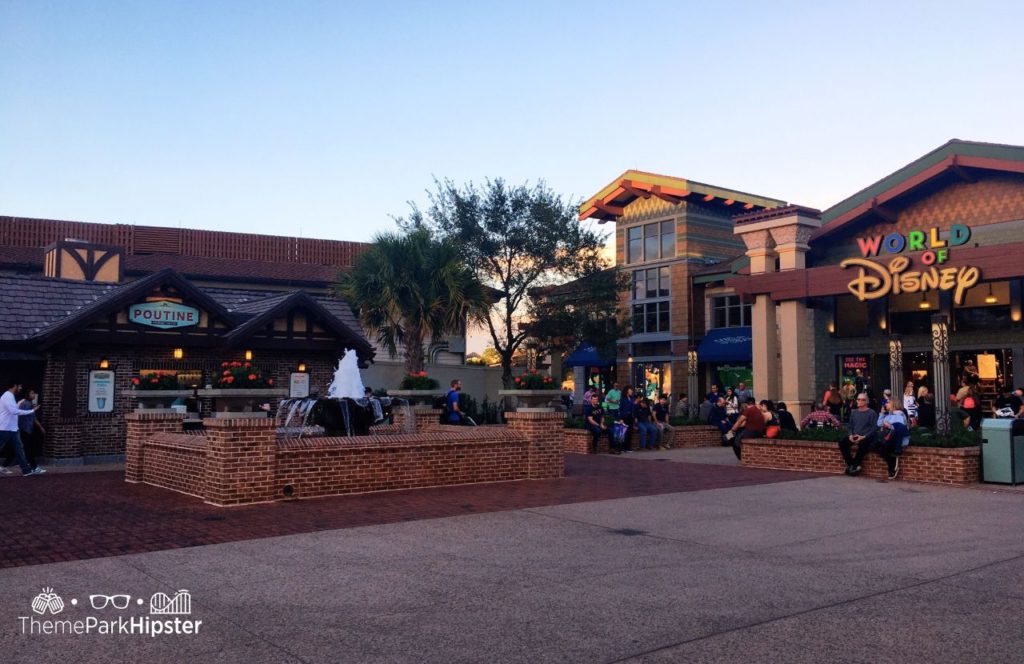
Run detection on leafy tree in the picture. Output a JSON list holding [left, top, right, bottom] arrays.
[[526, 267, 630, 361], [336, 229, 488, 375], [398, 178, 610, 386], [478, 347, 502, 366]]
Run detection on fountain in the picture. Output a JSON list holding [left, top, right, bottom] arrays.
[[275, 350, 412, 437]]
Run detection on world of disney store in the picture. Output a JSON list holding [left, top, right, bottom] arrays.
[[726, 140, 1024, 422]]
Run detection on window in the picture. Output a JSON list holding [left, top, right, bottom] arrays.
[[632, 301, 671, 334], [710, 295, 750, 329], [626, 220, 675, 264], [632, 267, 671, 334]]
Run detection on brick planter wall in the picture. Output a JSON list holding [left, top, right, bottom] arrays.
[[742, 438, 981, 486], [673, 425, 722, 448], [563, 428, 609, 455], [392, 406, 444, 433], [130, 413, 565, 505]]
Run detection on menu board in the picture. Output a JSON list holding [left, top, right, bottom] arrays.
[[88, 370, 115, 413], [289, 372, 310, 398]]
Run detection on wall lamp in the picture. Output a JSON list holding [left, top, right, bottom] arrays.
[[173, 348, 184, 360]]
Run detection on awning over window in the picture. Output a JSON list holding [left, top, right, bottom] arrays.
[[563, 344, 615, 368], [697, 327, 752, 363]]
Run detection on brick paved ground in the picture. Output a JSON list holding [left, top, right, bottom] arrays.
[[0, 455, 817, 569]]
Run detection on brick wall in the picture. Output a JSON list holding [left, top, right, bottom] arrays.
[[563, 428, 610, 455], [742, 438, 980, 485], [563, 424, 720, 454], [132, 413, 566, 505], [673, 425, 723, 448]]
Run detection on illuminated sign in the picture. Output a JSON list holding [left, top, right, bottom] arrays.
[[842, 224, 980, 305], [129, 301, 200, 328]]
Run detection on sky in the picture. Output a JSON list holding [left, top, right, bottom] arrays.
[[3, 0, 1024, 249]]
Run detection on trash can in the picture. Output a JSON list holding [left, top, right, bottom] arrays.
[[981, 419, 1024, 485]]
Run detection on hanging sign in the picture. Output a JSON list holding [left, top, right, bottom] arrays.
[[128, 301, 200, 328], [289, 372, 310, 398], [88, 370, 115, 413], [841, 224, 980, 304]]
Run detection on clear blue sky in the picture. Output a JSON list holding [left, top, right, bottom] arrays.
[[3, 0, 1023, 243]]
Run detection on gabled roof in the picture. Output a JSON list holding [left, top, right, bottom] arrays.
[[692, 255, 750, 283], [580, 170, 786, 222], [223, 291, 375, 362], [34, 268, 235, 348], [814, 139, 1024, 242]]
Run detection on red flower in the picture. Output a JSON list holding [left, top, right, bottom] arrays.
[[267, 378, 274, 385], [244, 362, 251, 368], [223, 370, 231, 376], [221, 361, 229, 368], [231, 361, 241, 367], [248, 373, 257, 381], [226, 376, 235, 383], [150, 378, 159, 384], [131, 377, 140, 385]]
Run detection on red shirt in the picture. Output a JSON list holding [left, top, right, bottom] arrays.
[[742, 406, 766, 435]]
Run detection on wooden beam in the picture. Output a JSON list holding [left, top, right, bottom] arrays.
[[870, 198, 898, 224], [703, 194, 715, 202], [601, 187, 626, 205], [620, 180, 651, 199], [743, 203, 755, 210], [723, 199, 735, 206], [594, 201, 625, 216], [579, 207, 599, 221], [650, 185, 683, 205]]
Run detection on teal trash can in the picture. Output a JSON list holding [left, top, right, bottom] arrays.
[[981, 419, 1024, 485]]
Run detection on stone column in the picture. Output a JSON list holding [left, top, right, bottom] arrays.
[[124, 412, 186, 483], [393, 406, 444, 433], [203, 417, 277, 506], [505, 411, 564, 479], [573, 366, 586, 413], [737, 229, 779, 402], [770, 219, 820, 420], [931, 315, 951, 437]]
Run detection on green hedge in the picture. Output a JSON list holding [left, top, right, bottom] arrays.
[[774, 426, 981, 448]]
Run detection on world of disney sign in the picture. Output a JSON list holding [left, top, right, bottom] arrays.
[[840, 224, 980, 305]]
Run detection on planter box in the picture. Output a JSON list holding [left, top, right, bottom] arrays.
[[741, 438, 981, 486], [672, 425, 723, 448], [197, 388, 288, 418], [386, 389, 444, 406], [498, 389, 570, 411], [125, 389, 193, 412], [563, 427, 610, 454]]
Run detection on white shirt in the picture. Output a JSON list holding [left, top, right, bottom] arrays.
[[0, 390, 34, 432]]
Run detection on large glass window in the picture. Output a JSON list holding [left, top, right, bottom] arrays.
[[632, 267, 670, 334], [626, 220, 675, 264], [633, 267, 670, 300], [710, 295, 750, 329], [632, 301, 671, 334]]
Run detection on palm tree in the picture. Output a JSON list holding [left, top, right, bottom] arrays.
[[336, 229, 488, 375]]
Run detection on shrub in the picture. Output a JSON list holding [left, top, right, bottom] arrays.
[[564, 416, 586, 429], [669, 416, 708, 427], [512, 369, 555, 390], [217, 361, 274, 389], [132, 372, 179, 390], [399, 371, 439, 390]]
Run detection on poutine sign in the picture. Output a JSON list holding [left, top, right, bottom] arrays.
[[841, 224, 980, 305]]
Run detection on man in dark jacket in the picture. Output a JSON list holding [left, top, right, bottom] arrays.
[[838, 393, 878, 476]]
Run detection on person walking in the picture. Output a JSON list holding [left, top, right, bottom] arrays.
[[16, 388, 44, 471], [838, 393, 878, 476], [0, 381, 44, 476], [445, 379, 464, 424]]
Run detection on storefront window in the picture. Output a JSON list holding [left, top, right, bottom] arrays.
[[632, 362, 671, 400], [954, 281, 1011, 332]]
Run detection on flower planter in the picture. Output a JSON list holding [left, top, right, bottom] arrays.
[[197, 388, 288, 419], [386, 389, 444, 406], [498, 389, 570, 412], [125, 389, 193, 413]]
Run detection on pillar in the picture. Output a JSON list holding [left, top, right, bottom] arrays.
[[505, 411, 565, 479], [931, 315, 951, 437], [686, 348, 699, 418], [889, 336, 904, 397], [124, 412, 186, 482], [737, 229, 780, 402], [203, 417, 277, 505]]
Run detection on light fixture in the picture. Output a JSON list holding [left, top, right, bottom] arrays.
[[98, 358, 109, 369], [245, 349, 253, 361], [985, 283, 997, 304], [918, 293, 931, 310], [173, 348, 184, 360], [297, 362, 307, 373]]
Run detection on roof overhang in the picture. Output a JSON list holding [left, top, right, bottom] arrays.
[[579, 170, 786, 223]]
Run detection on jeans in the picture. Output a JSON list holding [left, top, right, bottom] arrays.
[[587, 426, 614, 453], [732, 429, 754, 460], [637, 422, 659, 449], [0, 430, 33, 474], [656, 422, 674, 447], [838, 432, 879, 468]]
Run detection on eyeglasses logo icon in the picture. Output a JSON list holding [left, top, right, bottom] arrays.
[[89, 594, 131, 610]]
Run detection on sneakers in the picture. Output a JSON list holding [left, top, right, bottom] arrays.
[[26, 467, 46, 476], [848, 465, 862, 476], [0, 466, 12, 476], [888, 458, 900, 480]]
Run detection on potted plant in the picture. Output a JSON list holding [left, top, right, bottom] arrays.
[[197, 361, 287, 418], [498, 369, 570, 411], [387, 371, 444, 406], [126, 371, 191, 412]]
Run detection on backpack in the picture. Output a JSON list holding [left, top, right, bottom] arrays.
[[827, 390, 842, 406], [962, 395, 977, 410]]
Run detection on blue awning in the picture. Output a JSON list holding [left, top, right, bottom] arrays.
[[563, 344, 614, 368], [697, 327, 752, 363]]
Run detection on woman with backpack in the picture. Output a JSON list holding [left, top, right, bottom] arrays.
[[824, 382, 843, 419]]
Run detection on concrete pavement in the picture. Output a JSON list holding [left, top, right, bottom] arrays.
[[3, 468, 1024, 663]]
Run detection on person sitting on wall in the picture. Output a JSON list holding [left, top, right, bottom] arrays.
[[776, 402, 799, 432], [653, 394, 674, 449], [949, 395, 972, 431], [706, 383, 723, 405], [709, 396, 731, 444], [698, 394, 714, 424], [838, 393, 878, 476], [583, 393, 618, 454], [634, 397, 659, 450], [799, 402, 842, 430], [674, 393, 689, 418], [877, 400, 910, 480], [726, 397, 765, 460], [734, 382, 753, 404]]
